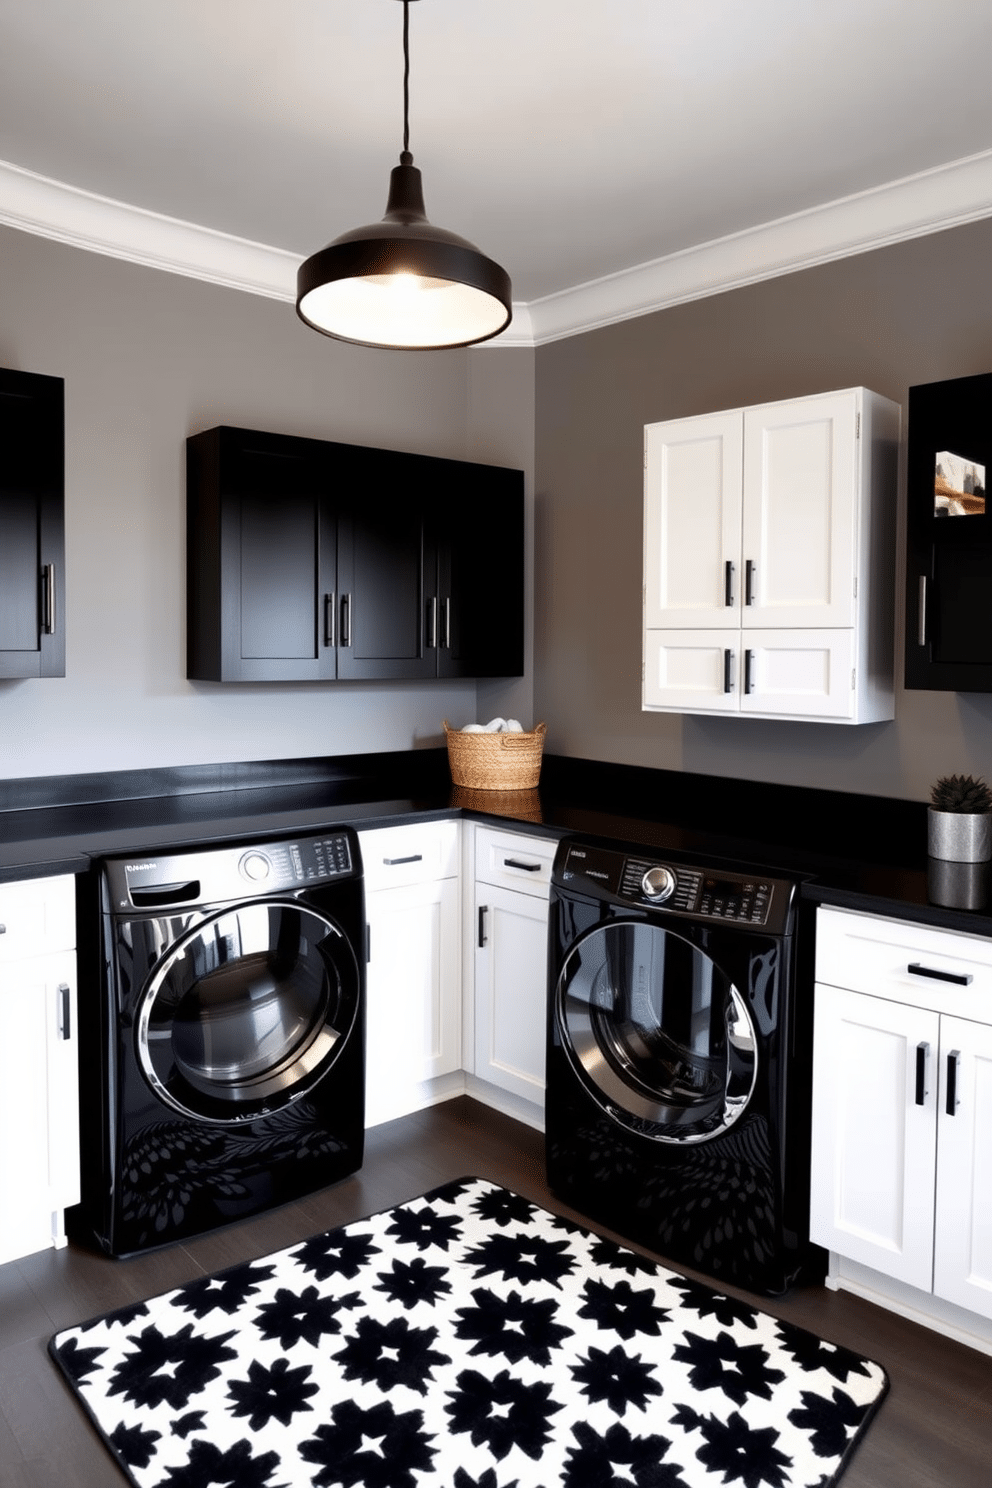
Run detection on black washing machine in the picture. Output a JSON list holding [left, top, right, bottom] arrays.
[[73, 828, 365, 1256], [546, 836, 820, 1295]]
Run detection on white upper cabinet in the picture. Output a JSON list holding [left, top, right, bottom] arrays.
[[643, 387, 900, 723]]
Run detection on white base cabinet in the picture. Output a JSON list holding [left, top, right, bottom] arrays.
[[643, 387, 899, 723], [0, 875, 79, 1265], [360, 821, 462, 1128], [812, 906, 992, 1322], [471, 826, 556, 1112]]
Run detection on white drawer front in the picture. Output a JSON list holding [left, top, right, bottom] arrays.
[[359, 820, 459, 891], [0, 875, 76, 962], [816, 905, 992, 1019], [475, 827, 557, 898]]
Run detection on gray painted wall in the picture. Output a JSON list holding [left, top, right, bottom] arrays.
[[0, 225, 535, 780], [533, 217, 992, 803]]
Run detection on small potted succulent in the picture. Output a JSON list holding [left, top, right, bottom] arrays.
[[928, 773, 992, 862]]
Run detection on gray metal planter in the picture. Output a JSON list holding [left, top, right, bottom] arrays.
[[927, 807, 992, 862]]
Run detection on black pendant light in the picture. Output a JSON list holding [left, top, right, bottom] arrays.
[[297, 0, 512, 350]]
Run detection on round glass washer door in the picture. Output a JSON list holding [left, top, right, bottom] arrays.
[[556, 920, 757, 1144], [136, 898, 360, 1124]]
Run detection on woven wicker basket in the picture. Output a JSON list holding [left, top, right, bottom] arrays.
[[443, 721, 547, 791], [449, 785, 543, 822]]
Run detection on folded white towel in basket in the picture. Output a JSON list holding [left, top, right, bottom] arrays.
[[462, 718, 524, 733]]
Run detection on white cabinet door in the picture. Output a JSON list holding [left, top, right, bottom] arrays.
[[933, 1015, 992, 1320], [0, 949, 79, 1265], [740, 629, 856, 719], [360, 822, 461, 1129], [364, 876, 461, 1127], [643, 629, 739, 712], [742, 390, 858, 630], [643, 411, 743, 630], [474, 882, 549, 1106], [810, 984, 938, 1291]]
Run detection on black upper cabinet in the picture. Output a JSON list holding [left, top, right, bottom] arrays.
[[905, 373, 992, 692], [0, 368, 65, 679], [187, 426, 524, 684]]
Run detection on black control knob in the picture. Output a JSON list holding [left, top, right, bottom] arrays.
[[641, 865, 677, 902]]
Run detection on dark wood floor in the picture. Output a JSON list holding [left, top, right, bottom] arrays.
[[2, 1096, 990, 1486]]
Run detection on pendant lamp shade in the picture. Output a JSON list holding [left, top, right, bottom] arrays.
[[297, 156, 512, 349], [296, 2, 512, 350]]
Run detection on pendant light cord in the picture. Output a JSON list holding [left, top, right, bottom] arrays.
[[401, 0, 412, 164]]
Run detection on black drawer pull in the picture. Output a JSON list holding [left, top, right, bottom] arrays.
[[478, 905, 488, 948], [723, 647, 733, 694], [57, 983, 71, 1041], [946, 1050, 960, 1115], [383, 854, 423, 866], [504, 857, 541, 872], [907, 962, 973, 986], [915, 1041, 929, 1105], [724, 559, 735, 607], [745, 559, 755, 606]]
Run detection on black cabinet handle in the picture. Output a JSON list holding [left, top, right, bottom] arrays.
[[907, 962, 973, 986], [946, 1049, 960, 1115], [57, 983, 71, 1041], [383, 854, 423, 866], [918, 575, 927, 647], [427, 596, 438, 649], [744, 649, 755, 695], [478, 905, 488, 948], [42, 564, 56, 634], [915, 1041, 930, 1105], [504, 857, 541, 872], [723, 647, 734, 694], [440, 596, 451, 649], [323, 592, 335, 647], [724, 559, 735, 607], [745, 559, 755, 606], [340, 593, 352, 647]]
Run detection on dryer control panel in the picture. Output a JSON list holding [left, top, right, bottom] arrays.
[[555, 842, 795, 933]]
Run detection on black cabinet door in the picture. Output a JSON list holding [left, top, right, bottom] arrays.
[[905, 373, 992, 692], [336, 447, 435, 681], [187, 427, 337, 682], [437, 459, 524, 679], [0, 368, 65, 678]]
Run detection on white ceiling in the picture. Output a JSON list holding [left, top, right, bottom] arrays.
[[2, 0, 991, 343]]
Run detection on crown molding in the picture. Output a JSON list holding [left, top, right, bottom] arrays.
[[0, 158, 299, 301], [524, 149, 992, 345], [3, 150, 992, 349]]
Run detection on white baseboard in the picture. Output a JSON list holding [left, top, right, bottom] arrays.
[[826, 1253, 992, 1357]]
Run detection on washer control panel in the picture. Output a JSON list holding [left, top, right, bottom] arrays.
[[623, 857, 773, 925], [557, 842, 791, 930], [106, 829, 358, 913]]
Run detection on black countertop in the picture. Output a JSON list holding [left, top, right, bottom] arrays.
[[1, 749, 989, 938]]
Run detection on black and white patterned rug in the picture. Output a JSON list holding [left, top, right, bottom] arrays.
[[50, 1178, 887, 1488]]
